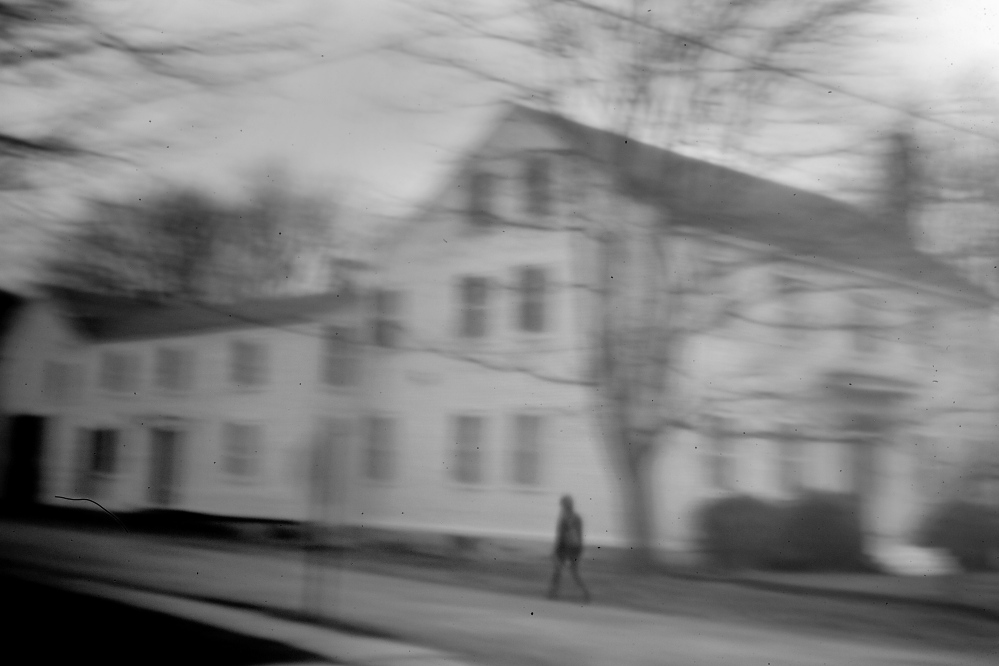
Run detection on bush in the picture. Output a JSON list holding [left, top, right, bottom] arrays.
[[778, 492, 867, 571], [920, 500, 999, 571], [698, 492, 867, 572], [697, 495, 782, 570]]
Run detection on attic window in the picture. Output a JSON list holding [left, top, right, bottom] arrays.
[[524, 156, 551, 217], [468, 171, 495, 227]]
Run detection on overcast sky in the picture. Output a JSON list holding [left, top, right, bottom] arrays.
[[78, 0, 999, 211], [3, 0, 999, 289]]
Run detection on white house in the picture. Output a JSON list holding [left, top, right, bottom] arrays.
[[351, 103, 999, 556], [0, 290, 363, 524], [2, 104, 996, 563]]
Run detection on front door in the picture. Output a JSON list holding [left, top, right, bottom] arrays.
[[2, 415, 45, 507], [148, 428, 182, 507], [308, 418, 350, 524]]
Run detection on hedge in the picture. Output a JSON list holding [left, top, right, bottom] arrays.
[[697, 492, 868, 572], [920, 500, 999, 571]]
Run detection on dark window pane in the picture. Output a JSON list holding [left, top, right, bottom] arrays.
[[525, 157, 551, 217], [461, 277, 489, 338], [519, 267, 546, 332], [468, 171, 494, 226]]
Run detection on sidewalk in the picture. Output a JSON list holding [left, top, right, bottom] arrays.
[[1, 519, 996, 666]]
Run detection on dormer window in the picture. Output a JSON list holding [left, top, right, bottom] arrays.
[[230, 340, 267, 387], [524, 156, 551, 217], [468, 170, 494, 227]]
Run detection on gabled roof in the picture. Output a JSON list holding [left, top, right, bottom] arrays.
[[49, 289, 357, 342], [508, 105, 991, 305]]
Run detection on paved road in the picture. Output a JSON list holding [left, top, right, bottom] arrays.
[[2, 520, 996, 666], [1, 572, 331, 665]]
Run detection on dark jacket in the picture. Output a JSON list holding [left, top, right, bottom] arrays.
[[555, 511, 584, 556]]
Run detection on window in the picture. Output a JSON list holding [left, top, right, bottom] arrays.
[[323, 326, 359, 386], [42, 361, 70, 402], [778, 425, 803, 494], [365, 416, 396, 481], [704, 417, 734, 490], [90, 429, 119, 475], [510, 414, 542, 486], [518, 267, 548, 332], [222, 423, 262, 478], [524, 156, 551, 217], [372, 289, 402, 348], [100, 352, 138, 393], [230, 340, 267, 387], [452, 415, 485, 484], [459, 277, 489, 338], [468, 170, 495, 226], [156, 348, 193, 391]]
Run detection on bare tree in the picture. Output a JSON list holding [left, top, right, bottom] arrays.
[[394, 0, 890, 561], [40, 176, 336, 303], [1, 0, 317, 191]]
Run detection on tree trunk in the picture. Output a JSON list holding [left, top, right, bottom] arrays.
[[618, 429, 658, 570]]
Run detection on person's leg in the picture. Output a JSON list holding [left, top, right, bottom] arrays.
[[569, 557, 590, 603], [547, 557, 564, 598]]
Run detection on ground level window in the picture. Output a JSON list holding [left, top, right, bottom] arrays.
[[453, 415, 485, 484]]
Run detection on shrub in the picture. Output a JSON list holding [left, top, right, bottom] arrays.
[[920, 500, 999, 571], [698, 492, 867, 572], [777, 492, 866, 571], [697, 495, 782, 570]]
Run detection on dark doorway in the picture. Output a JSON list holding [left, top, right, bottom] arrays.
[[148, 428, 183, 507], [2, 415, 46, 507]]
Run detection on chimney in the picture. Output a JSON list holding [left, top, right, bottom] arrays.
[[882, 127, 922, 238]]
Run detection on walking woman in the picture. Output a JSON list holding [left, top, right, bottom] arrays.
[[547, 494, 591, 603]]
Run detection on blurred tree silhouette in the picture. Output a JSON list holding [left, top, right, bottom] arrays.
[[396, 0, 889, 563], [0, 0, 315, 191], [41, 172, 336, 303]]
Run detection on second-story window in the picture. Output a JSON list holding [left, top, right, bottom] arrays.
[[156, 348, 193, 392], [230, 340, 267, 387], [460, 276, 489, 338], [518, 266, 547, 332], [372, 289, 402, 348], [468, 170, 495, 227], [100, 352, 138, 393], [524, 156, 551, 217], [323, 326, 358, 386]]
